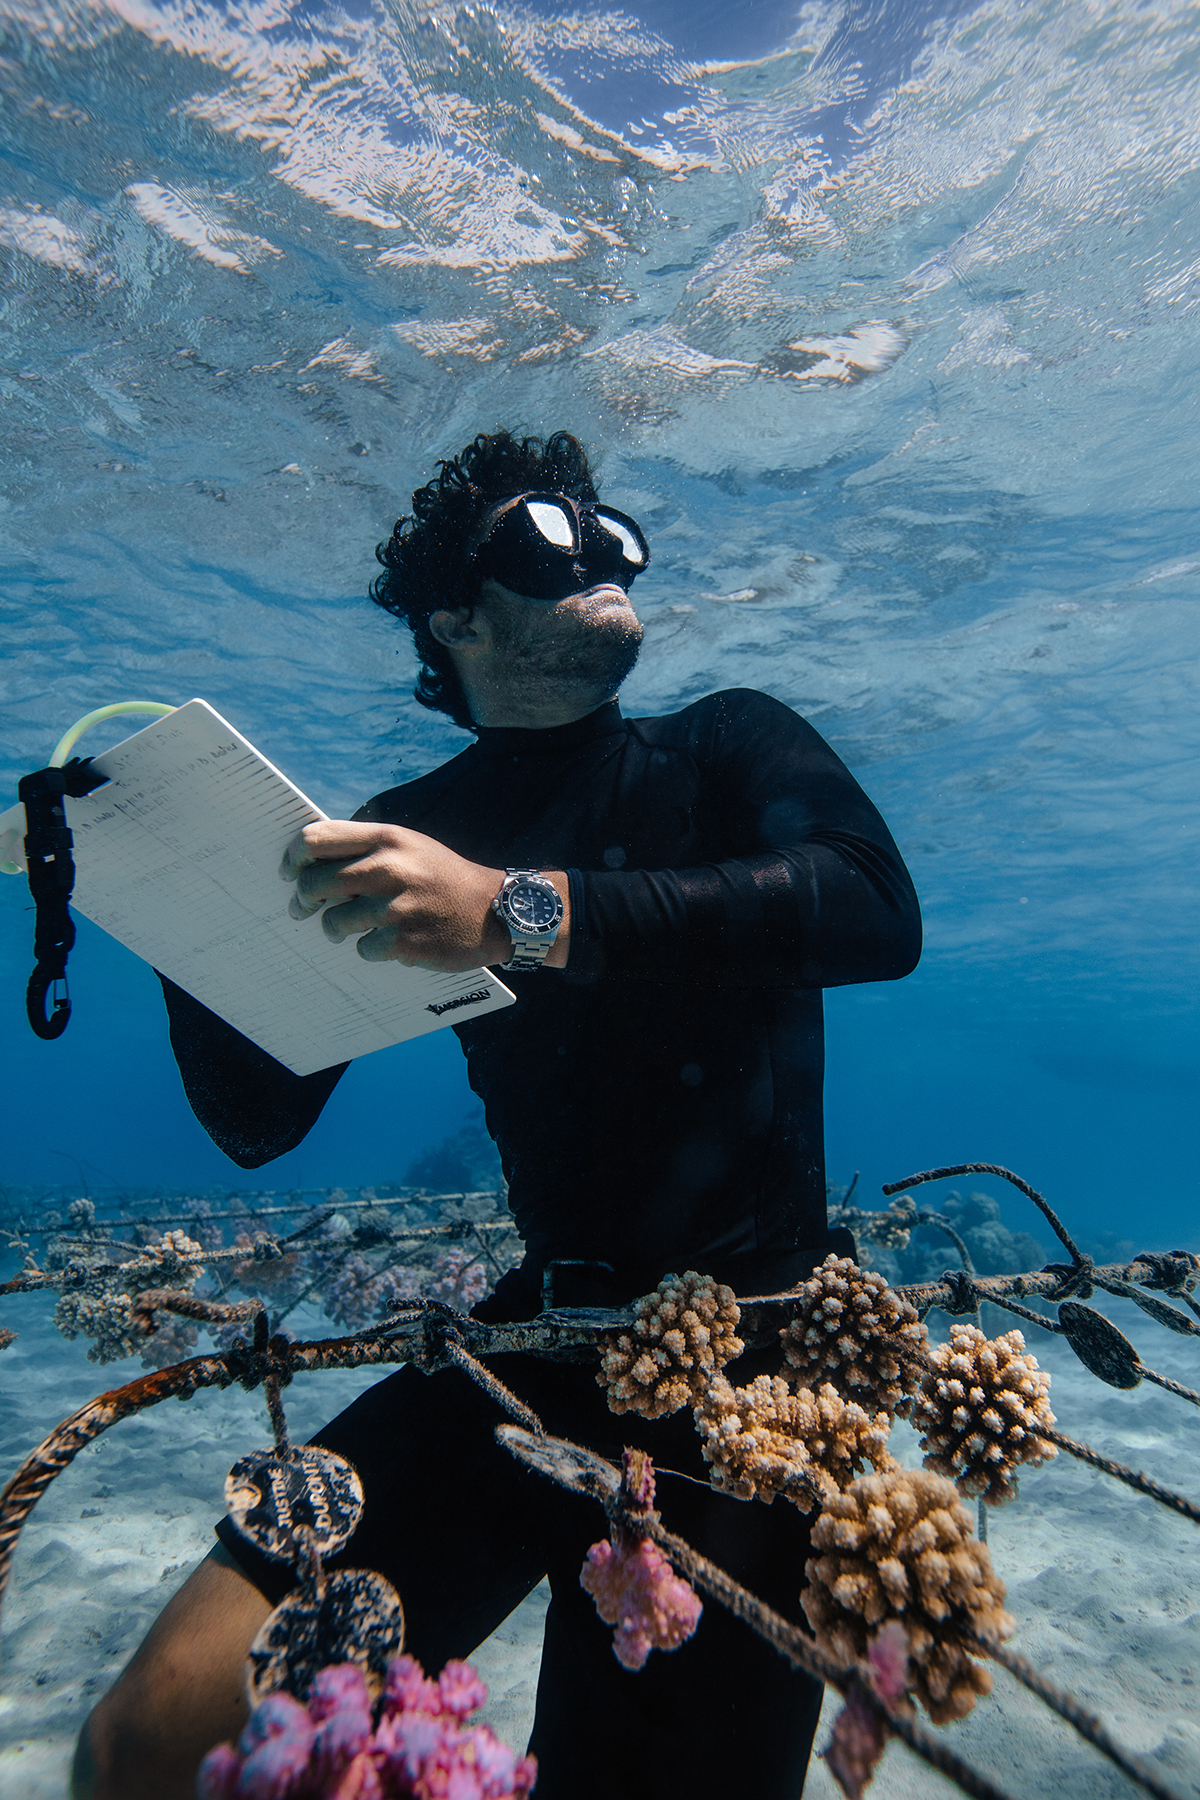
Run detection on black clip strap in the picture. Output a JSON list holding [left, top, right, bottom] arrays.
[[18, 758, 108, 1040]]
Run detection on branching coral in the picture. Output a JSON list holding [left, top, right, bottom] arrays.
[[578, 1448, 703, 1670], [852, 1198, 918, 1253], [319, 1247, 487, 1332], [230, 1231, 310, 1308], [802, 1467, 1013, 1724], [779, 1256, 928, 1418], [199, 1656, 536, 1799], [822, 1621, 911, 1800], [52, 1231, 208, 1365], [423, 1246, 488, 1313], [913, 1323, 1057, 1505], [695, 1376, 894, 1509], [597, 1272, 743, 1419], [580, 1534, 703, 1669], [137, 1313, 200, 1370], [322, 1255, 424, 1332]]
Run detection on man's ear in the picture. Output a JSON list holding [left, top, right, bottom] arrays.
[[428, 606, 483, 650]]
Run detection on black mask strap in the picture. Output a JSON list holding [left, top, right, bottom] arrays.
[[18, 759, 109, 1039]]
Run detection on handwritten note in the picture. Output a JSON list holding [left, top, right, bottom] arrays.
[[1, 700, 514, 1074]]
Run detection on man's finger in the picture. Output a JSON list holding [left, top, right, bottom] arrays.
[[279, 820, 392, 882], [321, 894, 391, 944], [288, 889, 324, 921], [356, 926, 412, 964], [292, 857, 362, 912]]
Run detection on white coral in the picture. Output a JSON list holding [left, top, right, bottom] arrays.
[[599, 1272, 743, 1419], [802, 1466, 1013, 1724], [913, 1323, 1056, 1505], [51, 1230, 207, 1364], [779, 1255, 928, 1417], [696, 1375, 893, 1509]]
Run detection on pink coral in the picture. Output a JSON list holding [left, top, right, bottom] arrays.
[[580, 1532, 703, 1670], [436, 1661, 489, 1720], [424, 1246, 488, 1313], [823, 1684, 887, 1800], [196, 1657, 535, 1800], [866, 1620, 910, 1706], [236, 1692, 317, 1798], [196, 1742, 241, 1800], [821, 1623, 911, 1800], [309, 1665, 373, 1782]]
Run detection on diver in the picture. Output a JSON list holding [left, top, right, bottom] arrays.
[[73, 429, 922, 1800]]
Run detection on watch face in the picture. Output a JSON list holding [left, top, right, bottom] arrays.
[[508, 881, 559, 932]]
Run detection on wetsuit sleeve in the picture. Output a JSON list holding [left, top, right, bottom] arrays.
[[158, 975, 347, 1168], [576, 690, 921, 988]]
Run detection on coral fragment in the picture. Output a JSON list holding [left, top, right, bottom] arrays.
[[779, 1257, 929, 1417], [580, 1531, 703, 1669], [198, 1656, 536, 1799], [803, 1467, 1013, 1724], [598, 1271, 742, 1418], [695, 1375, 894, 1508], [913, 1323, 1056, 1504]]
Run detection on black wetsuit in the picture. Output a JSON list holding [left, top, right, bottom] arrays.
[[165, 688, 921, 1800]]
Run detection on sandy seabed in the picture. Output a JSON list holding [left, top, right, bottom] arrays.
[[1, 1294, 1197, 1800]]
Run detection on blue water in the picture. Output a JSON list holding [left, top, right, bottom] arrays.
[[0, 0, 1197, 1251]]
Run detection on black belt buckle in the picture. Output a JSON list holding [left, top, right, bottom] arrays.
[[540, 1260, 616, 1311]]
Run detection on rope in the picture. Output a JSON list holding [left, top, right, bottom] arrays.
[[1044, 1428, 1200, 1524], [882, 1163, 1084, 1263], [1140, 1366, 1200, 1409], [438, 1338, 545, 1437], [970, 1631, 1187, 1800]]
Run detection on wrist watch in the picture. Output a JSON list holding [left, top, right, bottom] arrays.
[[491, 868, 564, 971]]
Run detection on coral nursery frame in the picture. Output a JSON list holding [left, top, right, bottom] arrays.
[[1, 1163, 1197, 1800]]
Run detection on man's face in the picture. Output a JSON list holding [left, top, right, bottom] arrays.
[[470, 571, 644, 707]]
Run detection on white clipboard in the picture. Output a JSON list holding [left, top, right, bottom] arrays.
[[0, 700, 514, 1075]]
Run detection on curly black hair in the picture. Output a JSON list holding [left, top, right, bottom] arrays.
[[370, 429, 599, 728]]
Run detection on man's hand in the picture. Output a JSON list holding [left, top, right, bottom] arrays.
[[279, 822, 569, 972]]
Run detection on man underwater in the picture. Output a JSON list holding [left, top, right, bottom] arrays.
[[75, 429, 921, 1800]]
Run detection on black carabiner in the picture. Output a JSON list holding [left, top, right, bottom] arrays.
[[26, 966, 72, 1040], [18, 758, 109, 1042]]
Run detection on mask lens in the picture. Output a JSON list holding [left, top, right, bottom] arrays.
[[524, 499, 576, 550], [593, 507, 649, 570]]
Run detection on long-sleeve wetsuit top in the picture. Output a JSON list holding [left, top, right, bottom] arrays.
[[161, 688, 921, 1281]]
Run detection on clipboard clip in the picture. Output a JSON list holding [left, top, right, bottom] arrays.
[[18, 759, 109, 1041]]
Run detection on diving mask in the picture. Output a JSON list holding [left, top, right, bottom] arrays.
[[467, 491, 650, 601]]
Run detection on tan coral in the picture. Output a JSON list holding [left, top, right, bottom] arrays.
[[598, 1272, 743, 1419], [857, 1197, 918, 1252], [802, 1466, 1013, 1724], [51, 1230, 207, 1366], [913, 1323, 1057, 1505], [780, 1255, 928, 1417], [695, 1375, 894, 1509]]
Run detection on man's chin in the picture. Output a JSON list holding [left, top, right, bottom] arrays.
[[569, 583, 636, 614]]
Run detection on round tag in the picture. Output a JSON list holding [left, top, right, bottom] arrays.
[[247, 1569, 405, 1706], [224, 1445, 364, 1564]]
